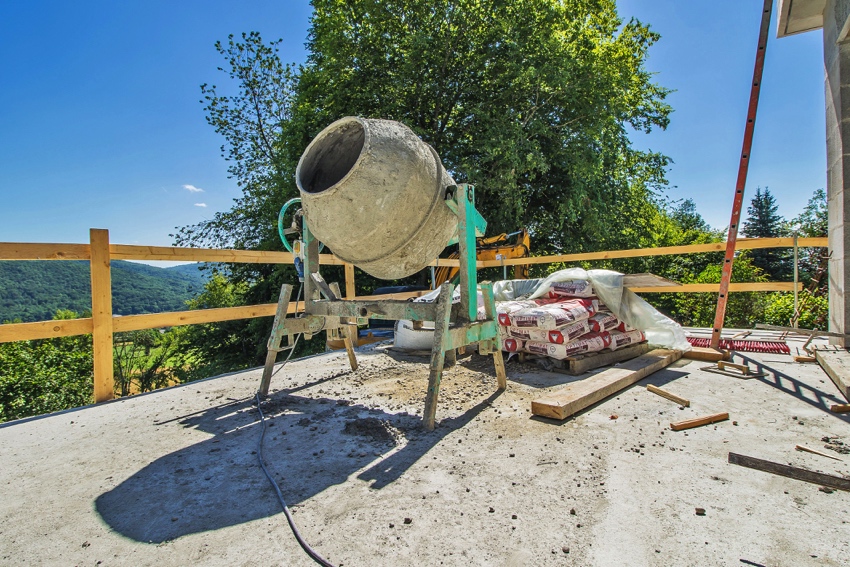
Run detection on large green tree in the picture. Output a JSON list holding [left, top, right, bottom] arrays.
[[175, 0, 673, 372]]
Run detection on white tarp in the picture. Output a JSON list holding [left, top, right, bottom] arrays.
[[396, 269, 690, 352], [493, 268, 690, 351]]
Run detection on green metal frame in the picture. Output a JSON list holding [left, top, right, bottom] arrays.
[[264, 184, 506, 430]]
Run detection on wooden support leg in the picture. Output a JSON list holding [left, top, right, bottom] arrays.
[[259, 284, 293, 397], [444, 347, 457, 367], [480, 283, 507, 390], [342, 323, 358, 371], [330, 282, 359, 372], [423, 283, 454, 430]]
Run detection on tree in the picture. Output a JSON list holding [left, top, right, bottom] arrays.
[[297, 0, 672, 252], [0, 310, 93, 422], [742, 187, 791, 280], [174, 1, 673, 374], [113, 329, 176, 397], [788, 188, 828, 292]]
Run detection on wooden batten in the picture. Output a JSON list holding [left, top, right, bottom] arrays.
[[89, 229, 115, 403]]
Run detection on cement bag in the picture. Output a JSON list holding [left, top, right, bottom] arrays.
[[496, 298, 561, 325], [500, 320, 590, 344], [524, 332, 611, 360], [524, 268, 690, 351], [609, 330, 645, 350], [547, 280, 594, 299], [500, 298, 597, 329], [588, 312, 619, 333], [502, 337, 524, 352]]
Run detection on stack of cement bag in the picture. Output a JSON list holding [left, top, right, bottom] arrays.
[[497, 279, 645, 360]]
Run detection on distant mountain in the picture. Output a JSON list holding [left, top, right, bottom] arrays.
[[0, 260, 209, 323]]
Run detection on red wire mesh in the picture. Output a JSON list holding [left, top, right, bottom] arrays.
[[687, 336, 789, 354]]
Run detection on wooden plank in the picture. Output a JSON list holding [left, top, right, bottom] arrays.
[[344, 263, 356, 299], [622, 273, 681, 288], [756, 324, 847, 338], [114, 303, 284, 332], [89, 229, 114, 403], [630, 282, 802, 293], [531, 349, 682, 420], [831, 404, 850, 413], [476, 237, 827, 268], [646, 384, 690, 407], [563, 343, 651, 375], [795, 445, 842, 461], [814, 349, 850, 401], [0, 242, 91, 260], [728, 452, 850, 492], [423, 283, 454, 430], [109, 244, 348, 265], [670, 412, 729, 431], [793, 355, 817, 363], [683, 346, 730, 362], [0, 318, 94, 343]]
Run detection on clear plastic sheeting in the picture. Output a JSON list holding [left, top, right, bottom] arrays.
[[396, 269, 690, 352], [493, 268, 690, 351]]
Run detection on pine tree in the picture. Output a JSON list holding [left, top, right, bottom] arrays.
[[742, 187, 791, 280]]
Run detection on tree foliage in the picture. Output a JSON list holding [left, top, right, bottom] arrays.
[[172, 0, 673, 373], [0, 310, 93, 423], [742, 187, 791, 280]]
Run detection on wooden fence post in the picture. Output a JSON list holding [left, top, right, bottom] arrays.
[[344, 263, 355, 299], [89, 228, 114, 402]]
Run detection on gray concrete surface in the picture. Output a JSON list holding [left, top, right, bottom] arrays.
[[1, 334, 849, 566]]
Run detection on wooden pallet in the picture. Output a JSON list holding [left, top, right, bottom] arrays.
[[519, 342, 651, 375]]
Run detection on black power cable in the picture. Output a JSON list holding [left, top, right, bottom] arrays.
[[255, 383, 336, 567]]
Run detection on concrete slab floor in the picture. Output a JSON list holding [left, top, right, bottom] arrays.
[[0, 337, 848, 567]]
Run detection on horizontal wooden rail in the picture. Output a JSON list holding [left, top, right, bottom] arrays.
[[0, 317, 94, 343], [630, 282, 803, 293], [477, 237, 828, 268], [0, 291, 429, 343], [0, 242, 91, 261]]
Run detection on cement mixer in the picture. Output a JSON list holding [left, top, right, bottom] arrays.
[[259, 117, 506, 430]]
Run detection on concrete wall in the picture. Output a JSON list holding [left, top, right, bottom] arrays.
[[824, 0, 850, 342]]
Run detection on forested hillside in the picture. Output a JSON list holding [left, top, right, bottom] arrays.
[[0, 261, 207, 322]]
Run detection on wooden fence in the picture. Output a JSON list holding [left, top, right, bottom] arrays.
[[0, 229, 826, 403]]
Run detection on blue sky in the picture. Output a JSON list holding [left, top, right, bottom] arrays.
[[0, 1, 826, 252]]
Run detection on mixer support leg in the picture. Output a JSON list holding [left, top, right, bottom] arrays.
[[423, 283, 454, 430], [481, 283, 507, 390]]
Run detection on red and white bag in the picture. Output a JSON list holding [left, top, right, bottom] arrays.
[[501, 337, 524, 352], [524, 332, 611, 360], [496, 298, 561, 326], [608, 330, 645, 350], [501, 298, 598, 329], [588, 312, 619, 333], [547, 280, 595, 299], [501, 320, 591, 344]]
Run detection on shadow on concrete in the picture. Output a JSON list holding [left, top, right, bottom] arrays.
[[95, 383, 497, 543], [734, 353, 850, 424]]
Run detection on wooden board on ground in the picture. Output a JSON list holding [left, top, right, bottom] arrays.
[[728, 452, 850, 492], [814, 348, 850, 401], [531, 349, 682, 420], [622, 273, 681, 288], [670, 412, 728, 431], [683, 346, 730, 362]]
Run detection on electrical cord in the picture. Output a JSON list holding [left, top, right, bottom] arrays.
[[255, 382, 336, 567]]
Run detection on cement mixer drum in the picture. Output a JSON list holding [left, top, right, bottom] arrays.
[[296, 117, 457, 280]]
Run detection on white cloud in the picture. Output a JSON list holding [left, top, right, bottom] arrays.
[[194, 203, 207, 208], [183, 184, 204, 193]]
